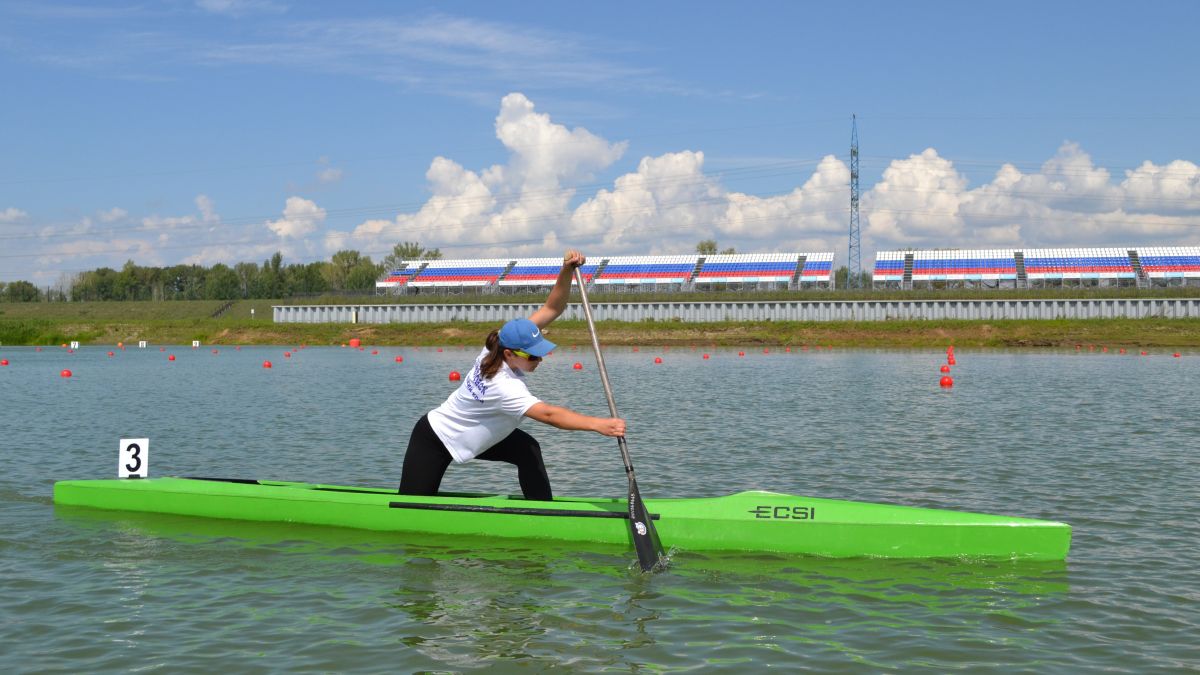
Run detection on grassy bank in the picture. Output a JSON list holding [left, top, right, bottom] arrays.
[[3, 298, 1200, 348]]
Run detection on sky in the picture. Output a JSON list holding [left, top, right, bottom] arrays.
[[2, 0, 1199, 285]]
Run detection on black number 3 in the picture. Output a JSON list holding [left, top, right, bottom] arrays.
[[125, 444, 142, 472]]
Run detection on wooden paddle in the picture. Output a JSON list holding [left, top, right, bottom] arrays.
[[573, 268, 667, 572]]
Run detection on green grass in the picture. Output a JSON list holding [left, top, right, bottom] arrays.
[[2, 294, 1200, 348]]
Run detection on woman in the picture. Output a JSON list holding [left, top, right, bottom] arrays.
[[398, 250, 625, 501]]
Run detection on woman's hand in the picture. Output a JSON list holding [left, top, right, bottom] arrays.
[[594, 417, 626, 437], [563, 249, 586, 270]]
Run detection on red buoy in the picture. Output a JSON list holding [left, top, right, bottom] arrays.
[[632, 347, 640, 352], [572, 363, 583, 370], [738, 351, 745, 357], [654, 357, 663, 364], [449, 371, 462, 381], [1141, 351, 1148, 356], [1, 359, 8, 366], [763, 348, 770, 354], [940, 375, 953, 387], [947, 357, 957, 365], [395, 356, 404, 363], [940, 365, 950, 373], [1119, 348, 1127, 354], [1174, 352, 1181, 358], [263, 361, 272, 368], [437, 348, 443, 353], [372, 350, 379, 355], [284, 351, 291, 358], [108, 351, 115, 357], [702, 354, 710, 360], [168, 354, 176, 361], [61, 369, 72, 378]]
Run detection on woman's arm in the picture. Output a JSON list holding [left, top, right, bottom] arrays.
[[528, 249, 585, 329], [524, 402, 625, 436]]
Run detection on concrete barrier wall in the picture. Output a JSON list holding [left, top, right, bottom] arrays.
[[274, 298, 1200, 324]]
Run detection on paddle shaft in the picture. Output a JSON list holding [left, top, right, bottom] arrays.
[[573, 268, 665, 572]]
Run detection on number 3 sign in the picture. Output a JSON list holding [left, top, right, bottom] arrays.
[[119, 438, 149, 478]]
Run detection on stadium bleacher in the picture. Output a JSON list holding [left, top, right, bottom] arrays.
[[595, 255, 698, 285], [1138, 246, 1200, 279], [498, 258, 601, 286], [377, 251, 836, 293], [694, 253, 798, 283], [408, 259, 510, 288], [1023, 248, 1134, 280]]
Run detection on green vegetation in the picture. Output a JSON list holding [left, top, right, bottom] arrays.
[[2, 297, 1199, 348]]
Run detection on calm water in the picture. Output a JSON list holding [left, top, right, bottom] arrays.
[[1, 342, 1198, 672]]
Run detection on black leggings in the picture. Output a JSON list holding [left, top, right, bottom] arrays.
[[398, 414, 553, 501]]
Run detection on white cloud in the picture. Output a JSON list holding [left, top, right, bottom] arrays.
[[317, 167, 343, 185], [337, 96, 1200, 263], [266, 196, 325, 238], [98, 207, 128, 223], [346, 93, 625, 256], [1, 207, 29, 224], [195, 0, 287, 17]]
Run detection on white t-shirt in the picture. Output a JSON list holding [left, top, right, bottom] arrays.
[[427, 348, 542, 463]]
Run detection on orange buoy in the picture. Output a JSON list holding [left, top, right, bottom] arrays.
[[940, 365, 950, 373], [654, 357, 663, 364], [940, 375, 953, 387], [573, 362, 583, 370], [117, 342, 123, 348], [349, 338, 361, 348], [263, 361, 272, 368], [449, 371, 462, 381], [61, 369, 72, 378], [395, 356, 404, 363]]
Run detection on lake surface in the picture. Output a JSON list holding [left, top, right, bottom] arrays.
[[2, 342, 1197, 672]]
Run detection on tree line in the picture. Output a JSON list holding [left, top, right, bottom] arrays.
[[0, 242, 441, 302]]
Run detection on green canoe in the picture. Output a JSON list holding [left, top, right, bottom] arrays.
[[52, 477, 1071, 561]]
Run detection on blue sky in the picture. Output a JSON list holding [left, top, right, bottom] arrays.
[[2, 0, 1199, 285]]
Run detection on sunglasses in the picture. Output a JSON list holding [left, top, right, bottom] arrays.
[[510, 349, 542, 361]]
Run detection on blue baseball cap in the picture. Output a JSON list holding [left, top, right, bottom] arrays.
[[499, 318, 556, 357]]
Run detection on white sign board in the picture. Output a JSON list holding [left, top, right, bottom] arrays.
[[70, 341, 80, 349], [138, 341, 147, 349], [119, 438, 149, 478], [192, 340, 201, 348]]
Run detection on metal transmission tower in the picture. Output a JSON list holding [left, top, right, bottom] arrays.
[[847, 114, 861, 289]]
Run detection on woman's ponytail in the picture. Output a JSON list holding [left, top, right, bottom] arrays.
[[480, 329, 505, 379]]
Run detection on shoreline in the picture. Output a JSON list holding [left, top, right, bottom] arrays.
[[4, 317, 1200, 349]]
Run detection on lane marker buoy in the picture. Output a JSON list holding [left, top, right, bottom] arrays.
[[449, 371, 461, 381]]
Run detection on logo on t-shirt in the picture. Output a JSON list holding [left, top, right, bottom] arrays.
[[465, 365, 488, 401]]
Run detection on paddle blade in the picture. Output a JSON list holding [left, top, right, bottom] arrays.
[[627, 476, 667, 572]]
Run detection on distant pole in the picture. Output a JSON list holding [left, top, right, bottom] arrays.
[[848, 114, 862, 289]]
